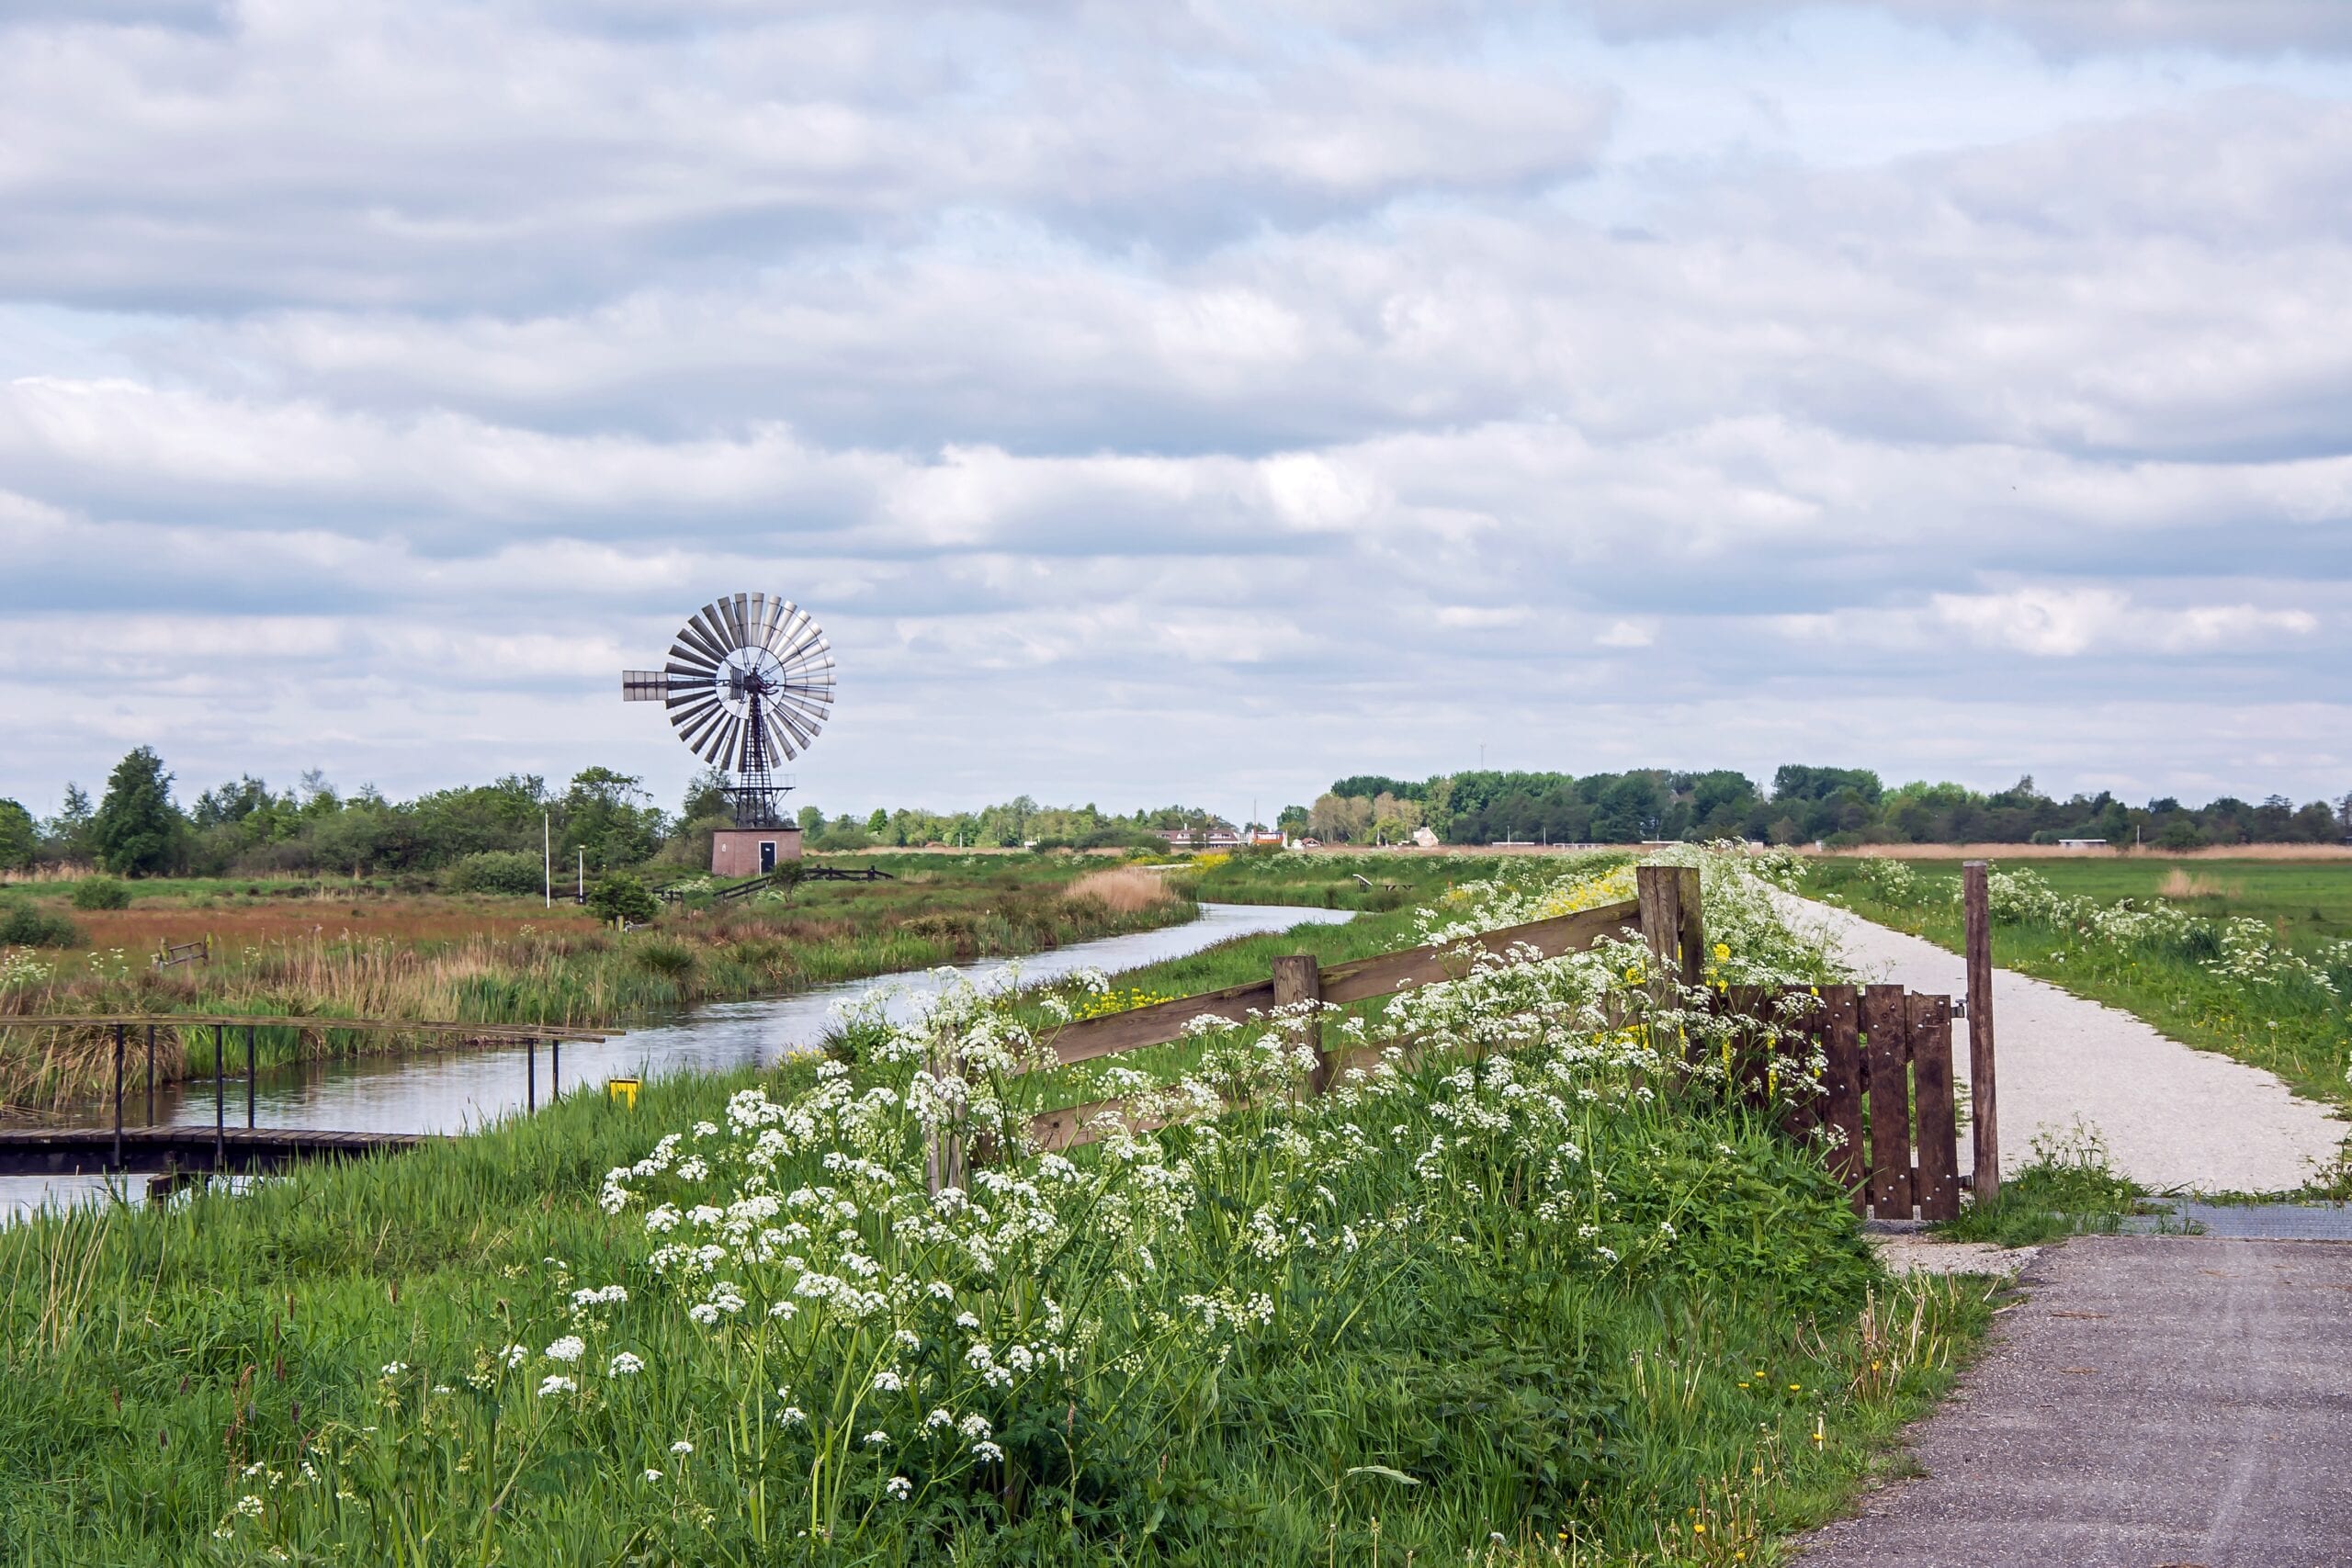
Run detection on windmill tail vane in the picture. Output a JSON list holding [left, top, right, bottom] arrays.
[[622, 592, 835, 830]]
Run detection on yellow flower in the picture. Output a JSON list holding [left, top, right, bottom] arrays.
[[1713, 942, 1729, 960]]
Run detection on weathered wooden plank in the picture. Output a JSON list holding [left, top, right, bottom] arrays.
[[1816, 985, 1865, 1210], [1049, 978, 1278, 1066], [1317, 899, 1642, 1008], [1779, 987, 1824, 1140], [1023, 1096, 1189, 1153], [1908, 992, 1961, 1222], [0, 1014, 606, 1040], [1046, 899, 1643, 1067], [1863, 984, 1914, 1221]]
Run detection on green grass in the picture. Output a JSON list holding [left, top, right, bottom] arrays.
[[0, 854, 1996, 1565], [1804, 856, 2352, 1116], [1181, 849, 1506, 913], [0, 1066, 1989, 1566], [1930, 1126, 2160, 1247]]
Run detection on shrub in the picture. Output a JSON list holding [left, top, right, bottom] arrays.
[[586, 873, 660, 926], [68, 876, 132, 910], [447, 851, 545, 897], [629, 937, 697, 980], [0, 900, 83, 948]]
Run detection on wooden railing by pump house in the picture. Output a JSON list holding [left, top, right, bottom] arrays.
[[1007, 863, 1998, 1222]]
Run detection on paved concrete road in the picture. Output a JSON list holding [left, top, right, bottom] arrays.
[[1775, 894, 2346, 1193], [1799, 1236, 2352, 1568]]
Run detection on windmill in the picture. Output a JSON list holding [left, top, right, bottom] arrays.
[[622, 593, 835, 868]]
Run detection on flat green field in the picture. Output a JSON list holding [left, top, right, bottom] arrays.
[[1915, 858, 2352, 947]]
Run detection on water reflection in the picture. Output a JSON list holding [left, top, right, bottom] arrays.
[[2, 903, 1351, 1220]]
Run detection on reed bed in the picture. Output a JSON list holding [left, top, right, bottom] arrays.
[[0, 871, 1199, 1112]]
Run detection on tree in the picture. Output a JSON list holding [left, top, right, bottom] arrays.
[[797, 805, 824, 834], [46, 783, 94, 863], [91, 747, 185, 876], [865, 807, 888, 834], [0, 798, 34, 871], [682, 767, 729, 823], [563, 767, 663, 870]]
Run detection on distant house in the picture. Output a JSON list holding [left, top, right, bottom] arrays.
[[1155, 827, 1243, 850], [2057, 838, 2109, 850]]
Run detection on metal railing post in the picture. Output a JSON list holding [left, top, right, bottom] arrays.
[[526, 1038, 537, 1113], [214, 1022, 226, 1171], [246, 1023, 256, 1129], [551, 1039, 560, 1100], [144, 1023, 155, 1123], [112, 1021, 124, 1170]]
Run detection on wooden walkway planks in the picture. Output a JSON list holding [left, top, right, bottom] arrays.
[[0, 1125, 439, 1177]]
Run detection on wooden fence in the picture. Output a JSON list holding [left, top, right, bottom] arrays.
[[153, 936, 209, 971], [1012, 864, 1979, 1222]]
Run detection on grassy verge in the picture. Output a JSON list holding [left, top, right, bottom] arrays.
[[0, 858, 1196, 1111], [1931, 1126, 2163, 1247], [0, 851, 1995, 1565], [1802, 857, 2352, 1112]]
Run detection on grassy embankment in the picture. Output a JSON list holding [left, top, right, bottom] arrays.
[[0, 852, 1995, 1566], [1803, 856, 2352, 1117], [0, 860, 1196, 1111]]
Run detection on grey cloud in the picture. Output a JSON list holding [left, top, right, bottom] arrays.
[[0, 5, 1613, 313], [1572, 1, 2352, 57]]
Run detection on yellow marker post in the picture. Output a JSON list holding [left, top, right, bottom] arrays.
[[607, 1077, 640, 1110]]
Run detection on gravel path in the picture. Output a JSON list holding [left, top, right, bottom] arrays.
[[1776, 895, 2346, 1195], [1797, 1235, 2352, 1568]]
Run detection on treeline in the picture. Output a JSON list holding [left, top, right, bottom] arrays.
[[1298, 767, 2352, 850], [0, 749, 1236, 880]]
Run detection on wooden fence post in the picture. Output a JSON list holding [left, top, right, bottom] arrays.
[[1962, 860, 1999, 1204], [1673, 864, 1703, 990], [1635, 864, 1706, 987], [1272, 954, 1327, 1094]]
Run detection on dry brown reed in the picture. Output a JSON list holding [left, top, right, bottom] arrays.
[[1063, 865, 1181, 915], [2155, 868, 2240, 899]]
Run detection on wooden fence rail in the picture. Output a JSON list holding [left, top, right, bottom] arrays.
[[1013, 863, 1973, 1221]]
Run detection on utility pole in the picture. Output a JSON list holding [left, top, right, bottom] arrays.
[[543, 813, 551, 908], [577, 847, 585, 903]]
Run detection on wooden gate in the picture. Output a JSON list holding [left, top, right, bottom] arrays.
[[1776, 982, 1962, 1221]]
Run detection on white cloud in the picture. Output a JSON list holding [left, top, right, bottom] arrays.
[[0, 2, 2348, 816]]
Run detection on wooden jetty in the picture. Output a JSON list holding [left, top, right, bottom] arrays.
[[0, 1124, 438, 1179]]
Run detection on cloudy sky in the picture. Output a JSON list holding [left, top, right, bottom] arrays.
[[1, 1, 2346, 823]]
